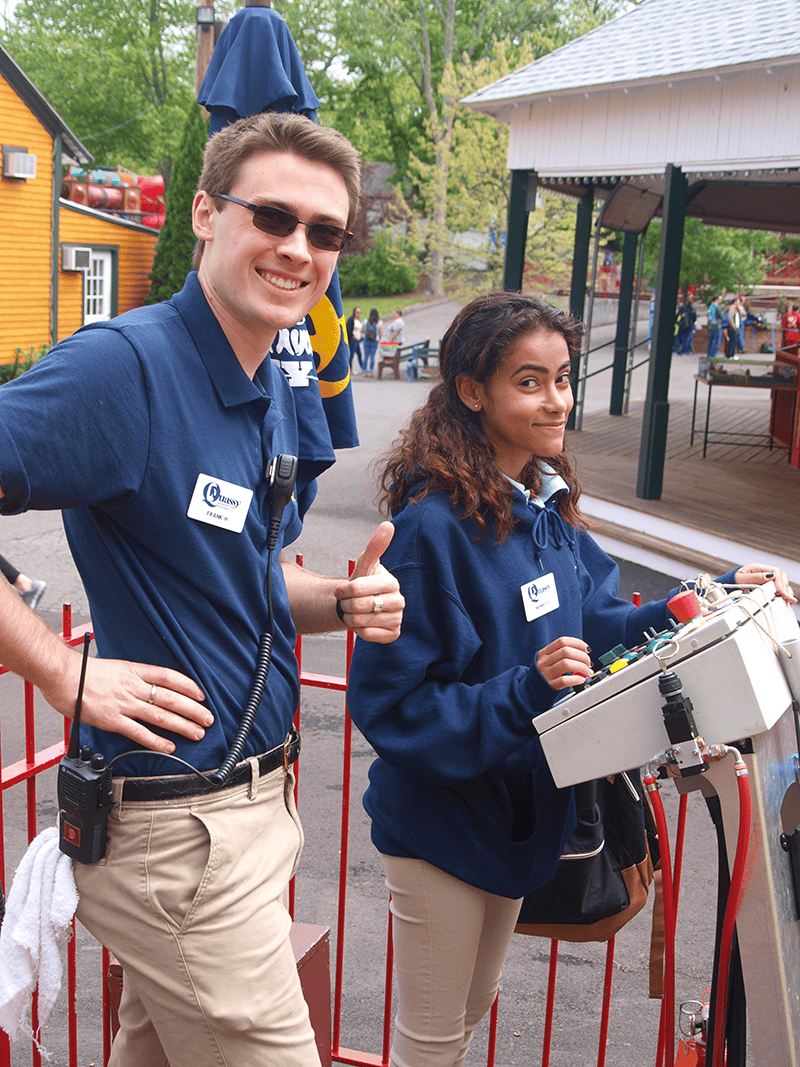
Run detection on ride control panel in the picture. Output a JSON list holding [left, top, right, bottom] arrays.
[[533, 582, 800, 789]]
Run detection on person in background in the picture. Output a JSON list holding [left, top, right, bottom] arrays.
[[346, 305, 363, 374], [706, 294, 723, 361], [362, 308, 382, 377], [388, 308, 405, 348], [347, 290, 795, 1067], [740, 305, 765, 352], [675, 299, 696, 355], [736, 295, 748, 353], [0, 551, 46, 609], [782, 303, 800, 353], [725, 297, 742, 358]]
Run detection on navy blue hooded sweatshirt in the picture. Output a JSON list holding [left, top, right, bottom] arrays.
[[348, 482, 736, 899]]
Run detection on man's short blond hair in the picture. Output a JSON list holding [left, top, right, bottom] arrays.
[[192, 111, 361, 270]]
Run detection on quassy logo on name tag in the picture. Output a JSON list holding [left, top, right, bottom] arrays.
[[187, 474, 253, 533], [520, 572, 559, 622]]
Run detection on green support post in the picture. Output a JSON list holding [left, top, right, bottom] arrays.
[[567, 186, 594, 430], [610, 230, 638, 415], [503, 170, 533, 292], [569, 187, 594, 323], [636, 164, 688, 499]]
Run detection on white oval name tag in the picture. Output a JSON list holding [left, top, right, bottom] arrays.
[[520, 572, 559, 622], [187, 473, 253, 533]]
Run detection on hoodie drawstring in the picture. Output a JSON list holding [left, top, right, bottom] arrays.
[[530, 500, 575, 572]]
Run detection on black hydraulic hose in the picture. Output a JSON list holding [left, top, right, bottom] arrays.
[[704, 794, 747, 1067]]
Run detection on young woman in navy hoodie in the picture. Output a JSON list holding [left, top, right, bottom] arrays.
[[346, 291, 795, 1067]]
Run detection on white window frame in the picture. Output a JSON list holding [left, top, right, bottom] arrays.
[[83, 249, 113, 324]]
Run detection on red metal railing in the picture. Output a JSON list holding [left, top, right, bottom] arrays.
[[0, 606, 92, 1067], [1, 581, 417, 1067], [1, 579, 642, 1067], [764, 252, 800, 284]]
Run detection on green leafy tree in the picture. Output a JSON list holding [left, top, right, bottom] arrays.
[[337, 230, 419, 297], [557, 0, 647, 37], [325, 0, 637, 294], [1, 0, 196, 175], [325, 0, 568, 294], [641, 221, 778, 304], [145, 103, 208, 304], [446, 40, 531, 228], [263, 0, 349, 109], [440, 36, 576, 298], [522, 192, 577, 295]]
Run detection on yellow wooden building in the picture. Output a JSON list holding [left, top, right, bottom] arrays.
[[0, 43, 158, 366]]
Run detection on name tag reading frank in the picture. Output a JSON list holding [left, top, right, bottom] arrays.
[[520, 572, 559, 622], [188, 474, 253, 533]]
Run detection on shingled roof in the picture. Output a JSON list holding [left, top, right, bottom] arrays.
[[463, 0, 800, 112]]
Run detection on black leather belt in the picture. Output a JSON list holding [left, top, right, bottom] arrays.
[[120, 730, 301, 802]]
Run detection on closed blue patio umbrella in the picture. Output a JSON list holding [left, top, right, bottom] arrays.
[[198, 4, 358, 517]]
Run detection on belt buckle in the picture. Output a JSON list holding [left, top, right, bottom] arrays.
[[283, 730, 299, 771]]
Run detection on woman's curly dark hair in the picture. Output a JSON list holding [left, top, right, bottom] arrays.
[[378, 291, 586, 543]]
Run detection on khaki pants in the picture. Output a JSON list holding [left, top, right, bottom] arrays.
[[74, 761, 320, 1067], [382, 855, 522, 1067]]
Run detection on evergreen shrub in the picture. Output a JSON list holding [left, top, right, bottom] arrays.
[[337, 231, 418, 297], [0, 344, 49, 384], [145, 104, 208, 304]]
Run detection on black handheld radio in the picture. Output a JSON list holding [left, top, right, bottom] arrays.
[[58, 634, 114, 863]]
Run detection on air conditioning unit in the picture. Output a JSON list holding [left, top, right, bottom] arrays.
[[2, 151, 36, 180], [62, 245, 92, 272]]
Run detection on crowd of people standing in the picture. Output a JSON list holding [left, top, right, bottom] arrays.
[[346, 306, 407, 377], [671, 292, 773, 361]]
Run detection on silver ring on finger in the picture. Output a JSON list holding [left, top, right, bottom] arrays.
[[372, 594, 384, 614], [148, 684, 157, 704]]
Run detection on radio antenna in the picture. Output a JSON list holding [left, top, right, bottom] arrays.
[[66, 633, 92, 760]]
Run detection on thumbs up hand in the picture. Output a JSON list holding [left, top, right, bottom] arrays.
[[334, 522, 404, 643]]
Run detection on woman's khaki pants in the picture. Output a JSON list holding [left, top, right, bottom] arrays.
[[382, 855, 522, 1067]]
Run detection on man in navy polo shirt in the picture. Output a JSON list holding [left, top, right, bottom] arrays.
[[0, 113, 403, 1066]]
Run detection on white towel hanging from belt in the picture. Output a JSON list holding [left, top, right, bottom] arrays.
[[0, 826, 78, 1043]]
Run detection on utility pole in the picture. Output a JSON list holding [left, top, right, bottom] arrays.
[[195, 5, 217, 97]]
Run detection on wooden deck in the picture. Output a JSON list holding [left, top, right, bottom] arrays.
[[567, 392, 800, 568]]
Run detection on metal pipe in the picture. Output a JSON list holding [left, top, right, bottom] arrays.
[[625, 225, 649, 413], [576, 209, 602, 431]]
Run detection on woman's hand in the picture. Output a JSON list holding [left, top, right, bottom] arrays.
[[536, 636, 593, 691], [734, 563, 797, 605]]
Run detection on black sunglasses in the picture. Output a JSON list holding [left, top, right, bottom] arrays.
[[217, 194, 352, 252]]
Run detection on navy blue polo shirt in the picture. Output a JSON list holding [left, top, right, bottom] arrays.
[[0, 273, 303, 777]]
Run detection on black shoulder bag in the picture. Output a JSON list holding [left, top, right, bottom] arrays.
[[515, 769, 657, 943]]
